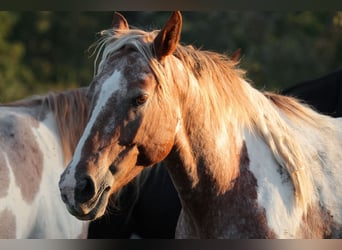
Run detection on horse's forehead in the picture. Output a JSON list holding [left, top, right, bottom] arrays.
[[101, 49, 152, 88]]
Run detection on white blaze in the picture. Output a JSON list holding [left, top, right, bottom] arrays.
[[60, 70, 124, 205]]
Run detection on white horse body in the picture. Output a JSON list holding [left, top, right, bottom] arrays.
[[0, 97, 87, 238]]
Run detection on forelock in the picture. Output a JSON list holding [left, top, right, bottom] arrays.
[[92, 28, 160, 77]]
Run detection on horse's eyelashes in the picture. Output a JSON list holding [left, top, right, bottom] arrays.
[[132, 94, 149, 107]]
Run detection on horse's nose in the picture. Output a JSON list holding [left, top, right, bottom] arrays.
[[75, 175, 96, 204], [59, 171, 70, 203]]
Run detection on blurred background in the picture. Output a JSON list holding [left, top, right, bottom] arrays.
[[0, 11, 341, 102]]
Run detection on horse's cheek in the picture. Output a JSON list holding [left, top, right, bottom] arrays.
[[137, 137, 174, 166], [156, 139, 174, 162]]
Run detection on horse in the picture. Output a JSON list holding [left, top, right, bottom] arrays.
[[89, 67, 342, 239], [59, 11, 342, 238], [282, 68, 342, 118], [0, 88, 90, 238]]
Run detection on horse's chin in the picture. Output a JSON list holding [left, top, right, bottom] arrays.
[[71, 186, 111, 221]]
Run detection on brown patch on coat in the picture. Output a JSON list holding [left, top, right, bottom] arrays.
[[0, 151, 10, 198], [0, 209, 16, 238], [175, 141, 276, 238], [0, 113, 43, 203], [222, 142, 276, 238], [298, 204, 342, 238]]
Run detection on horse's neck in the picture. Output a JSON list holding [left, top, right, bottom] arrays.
[[167, 123, 271, 238], [165, 74, 251, 197], [163, 74, 291, 237], [166, 116, 245, 198]]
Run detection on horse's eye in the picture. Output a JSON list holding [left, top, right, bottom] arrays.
[[133, 94, 149, 107]]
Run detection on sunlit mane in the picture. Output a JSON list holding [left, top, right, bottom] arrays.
[[43, 88, 89, 164], [169, 43, 335, 209], [92, 26, 339, 210]]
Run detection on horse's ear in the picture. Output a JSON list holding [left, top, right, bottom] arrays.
[[231, 48, 242, 62], [153, 11, 182, 62], [112, 12, 129, 31]]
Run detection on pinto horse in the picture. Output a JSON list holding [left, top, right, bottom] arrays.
[[0, 88, 89, 238], [59, 12, 342, 238], [89, 68, 342, 239]]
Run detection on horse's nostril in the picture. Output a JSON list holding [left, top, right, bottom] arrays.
[[75, 175, 95, 204], [61, 193, 69, 203]]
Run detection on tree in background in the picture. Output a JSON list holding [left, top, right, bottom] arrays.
[[0, 12, 32, 101], [0, 11, 341, 102]]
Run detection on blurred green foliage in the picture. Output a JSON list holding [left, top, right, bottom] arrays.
[[0, 11, 341, 102]]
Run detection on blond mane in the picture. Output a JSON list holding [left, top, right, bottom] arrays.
[[44, 88, 89, 165], [170, 44, 321, 208]]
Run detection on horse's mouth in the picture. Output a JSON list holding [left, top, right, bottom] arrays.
[[69, 185, 111, 221]]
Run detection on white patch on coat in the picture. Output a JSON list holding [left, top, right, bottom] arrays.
[[31, 112, 86, 238], [244, 129, 304, 238]]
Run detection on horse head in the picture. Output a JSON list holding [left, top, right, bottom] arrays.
[[59, 11, 183, 220]]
